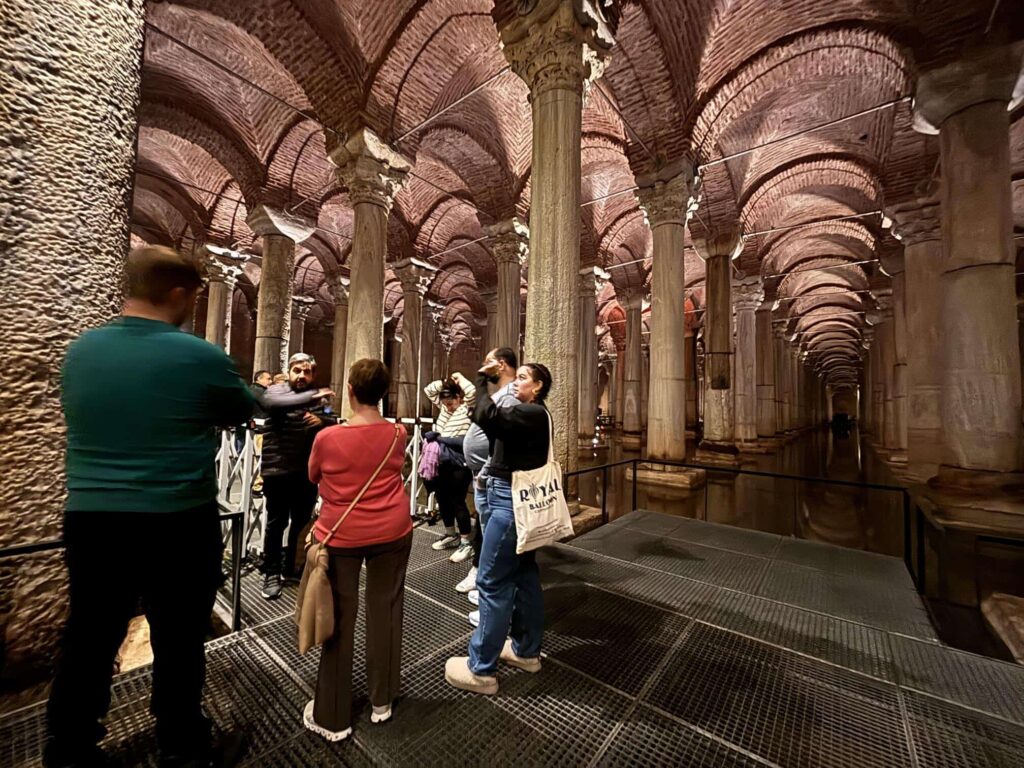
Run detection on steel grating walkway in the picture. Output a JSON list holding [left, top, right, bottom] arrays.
[[4, 512, 1024, 766]]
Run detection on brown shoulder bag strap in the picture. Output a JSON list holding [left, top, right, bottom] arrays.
[[321, 423, 402, 543]]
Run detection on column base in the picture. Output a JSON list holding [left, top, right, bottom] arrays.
[[929, 466, 1024, 494], [620, 432, 643, 450], [695, 442, 740, 467], [737, 439, 774, 454], [569, 504, 604, 536], [627, 462, 707, 490]]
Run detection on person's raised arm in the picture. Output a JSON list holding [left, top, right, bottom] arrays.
[[453, 371, 476, 406], [206, 349, 255, 427], [261, 385, 326, 410], [424, 378, 443, 407], [472, 373, 539, 436]]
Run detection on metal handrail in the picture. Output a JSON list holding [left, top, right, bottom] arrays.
[[566, 455, 925, 593], [0, 508, 247, 632]]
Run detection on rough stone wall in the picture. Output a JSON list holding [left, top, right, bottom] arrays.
[[0, 2, 145, 681]]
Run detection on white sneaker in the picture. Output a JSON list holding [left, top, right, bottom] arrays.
[[455, 567, 477, 593], [432, 534, 460, 551], [370, 703, 392, 724], [468, 610, 479, 628], [467, 590, 479, 606], [303, 700, 351, 742], [449, 541, 473, 563]]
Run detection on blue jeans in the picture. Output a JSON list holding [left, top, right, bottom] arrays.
[[468, 477, 544, 675]]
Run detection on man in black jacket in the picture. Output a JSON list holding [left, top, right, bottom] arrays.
[[259, 353, 335, 599]]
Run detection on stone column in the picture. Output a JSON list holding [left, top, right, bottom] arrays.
[[421, 301, 442, 417], [637, 167, 696, 462], [868, 314, 886, 446], [734, 277, 763, 448], [485, 218, 528, 352], [393, 258, 437, 420], [685, 334, 698, 431], [695, 227, 743, 460], [620, 291, 644, 449], [204, 255, 243, 350], [881, 252, 909, 461], [248, 206, 315, 375], [615, 345, 626, 426], [0, 0, 145, 677], [790, 348, 802, 431], [607, 353, 619, 423], [328, 276, 350, 409], [861, 327, 875, 436], [774, 330, 789, 435], [756, 303, 777, 439], [916, 43, 1024, 485], [577, 267, 605, 442], [480, 291, 499, 353], [289, 296, 315, 357], [500, 0, 614, 475], [330, 128, 411, 418], [641, 341, 650, 429]]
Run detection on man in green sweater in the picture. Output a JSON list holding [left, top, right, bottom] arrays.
[[46, 246, 254, 768]]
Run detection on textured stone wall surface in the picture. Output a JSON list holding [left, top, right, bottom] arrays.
[[0, 1, 145, 680]]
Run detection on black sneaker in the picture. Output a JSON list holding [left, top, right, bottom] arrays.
[[261, 574, 283, 600]]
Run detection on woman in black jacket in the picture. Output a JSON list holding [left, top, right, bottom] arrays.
[[444, 358, 552, 695]]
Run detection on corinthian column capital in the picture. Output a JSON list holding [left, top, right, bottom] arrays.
[[635, 161, 699, 229], [329, 127, 412, 213], [291, 295, 316, 321], [693, 224, 743, 262], [328, 275, 350, 306], [483, 217, 530, 265], [393, 257, 437, 297], [733, 276, 764, 312], [498, 0, 615, 99], [203, 249, 246, 288], [246, 204, 316, 242]]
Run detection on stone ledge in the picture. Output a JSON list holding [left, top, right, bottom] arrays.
[[620, 432, 643, 450], [568, 504, 604, 538], [627, 462, 706, 489], [981, 592, 1024, 664]]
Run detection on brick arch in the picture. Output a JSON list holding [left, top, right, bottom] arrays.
[[762, 220, 876, 277], [741, 157, 881, 229], [133, 175, 207, 245], [153, 0, 360, 145], [415, 126, 517, 219], [692, 28, 910, 159], [264, 117, 333, 212], [138, 104, 264, 206]]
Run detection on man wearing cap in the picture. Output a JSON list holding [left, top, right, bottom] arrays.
[[259, 352, 335, 599]]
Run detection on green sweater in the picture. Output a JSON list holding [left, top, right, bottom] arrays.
[[62, 317, 255, 512]]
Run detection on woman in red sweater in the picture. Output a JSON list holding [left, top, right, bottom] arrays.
[[303, 358, 412, 742]]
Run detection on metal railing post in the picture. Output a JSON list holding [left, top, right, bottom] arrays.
[[631, 459, 638, 512], [902, 491, 911, 576], [601, 465, 608, 524], [916, 505, 925, 594], [230, 514, 243, 632]]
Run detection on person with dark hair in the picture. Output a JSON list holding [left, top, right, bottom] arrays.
[[423, 372, 476, 561], [304, 359, 412, 741], [250, 370, 272, 420], [259, 353, 335, 599], [47, 246, 254, 767], [458, 347, 518, 607], [444, 359, 553, 695]]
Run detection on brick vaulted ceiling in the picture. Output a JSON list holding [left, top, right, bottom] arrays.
[[132, 0, 1023, 388]]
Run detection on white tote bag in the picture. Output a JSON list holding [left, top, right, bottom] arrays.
[[512, 412, 574, 554]]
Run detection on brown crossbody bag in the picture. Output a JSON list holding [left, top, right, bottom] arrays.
[[294, 423, 402, 654]]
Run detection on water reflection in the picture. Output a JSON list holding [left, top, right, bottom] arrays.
[[577, 428, 904, 557]]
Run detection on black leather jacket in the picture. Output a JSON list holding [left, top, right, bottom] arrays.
[[258, 383, 336, 477]]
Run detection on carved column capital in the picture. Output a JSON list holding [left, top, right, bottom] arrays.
[[635, 162, 699, 229], [484, 217, 530, 265], [291, 295, 316, 322], [885, 185, 942, 246], [329, 127, 411, 213], [914, 42, 1024, 133], [733, 277, 764, 312], [498, 0, 615, 99], [203, 251, 245, 289], [246, 205, 316, 242], [328, 275, 350, 306], [693, 224, 743, 261], [578, 265, 609, 297], [393, 257, 438, 297]]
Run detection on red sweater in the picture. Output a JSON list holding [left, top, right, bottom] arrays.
[[309, 422, 412, 548]]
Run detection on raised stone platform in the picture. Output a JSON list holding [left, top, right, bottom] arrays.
[[4, 518, 1023, 766]]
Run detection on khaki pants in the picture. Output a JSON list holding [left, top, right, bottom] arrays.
[[313, 531, 413, 731]]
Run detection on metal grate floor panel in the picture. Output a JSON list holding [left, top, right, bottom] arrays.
[[7, 511, 1024, 767]]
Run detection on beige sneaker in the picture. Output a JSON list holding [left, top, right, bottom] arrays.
[[500, 639, 542, 673], [444, 656, 498, 695]]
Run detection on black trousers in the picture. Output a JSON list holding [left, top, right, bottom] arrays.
[[314, 532, 413, 732], [46, 504, 223, 761], [263, 472, 319, 576], [433, 464, 472, 536]]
